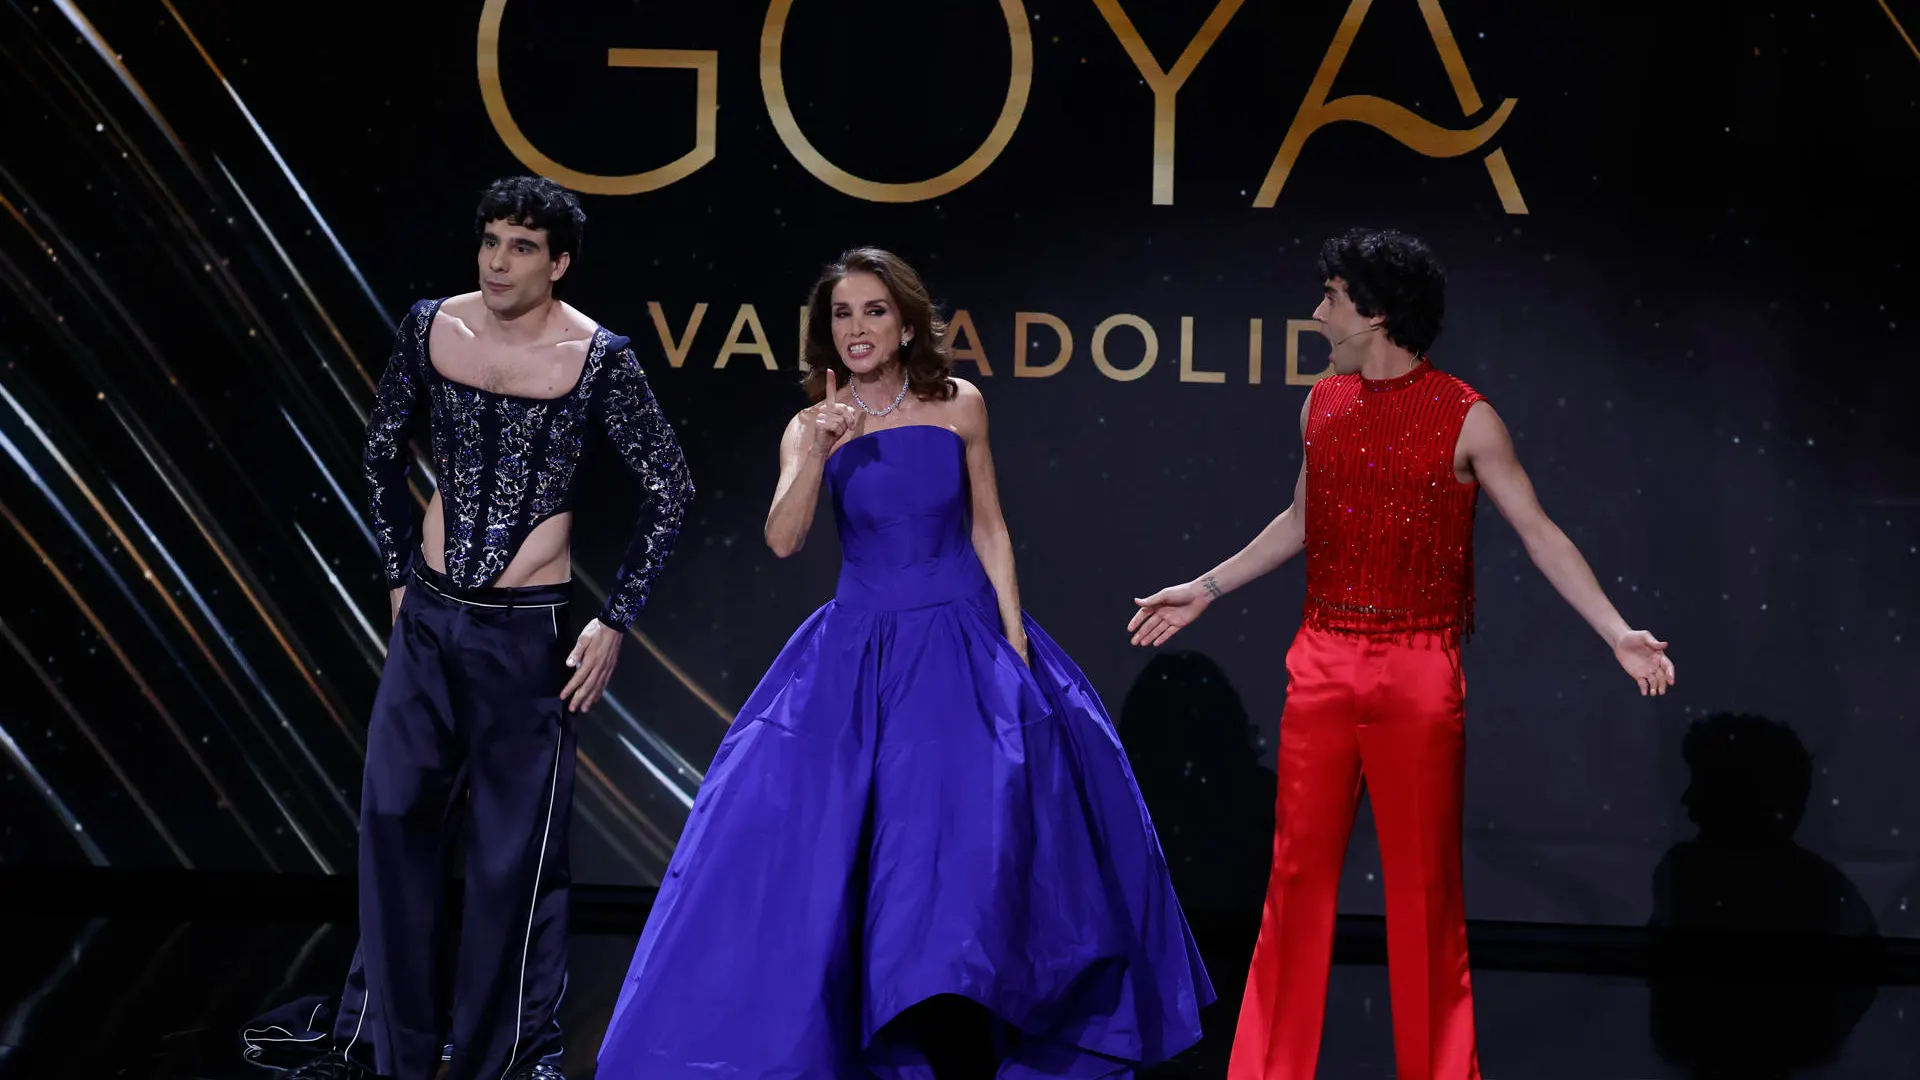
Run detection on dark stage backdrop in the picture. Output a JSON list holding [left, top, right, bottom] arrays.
[[1, 0, 1916, 938]]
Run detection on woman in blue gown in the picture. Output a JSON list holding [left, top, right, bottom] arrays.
[[596, 248, 1212, 1079]]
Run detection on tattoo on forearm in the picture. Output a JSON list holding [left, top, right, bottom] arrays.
[[1201, 574, 1223, 600]]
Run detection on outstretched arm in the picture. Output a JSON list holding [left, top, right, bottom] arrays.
[[955, 382, 1028, 664], [1128, 395, 1311, 647], [1461, 401, 1674, 695]]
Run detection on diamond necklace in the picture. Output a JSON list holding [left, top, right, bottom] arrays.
[[848, 375, 909, 417]]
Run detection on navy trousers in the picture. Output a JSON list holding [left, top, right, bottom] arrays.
[[333, 560, 576, 1080]]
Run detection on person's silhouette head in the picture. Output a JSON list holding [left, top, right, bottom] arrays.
[[1680, 712, 1812, 844], [1119, 651, 1257, 764]]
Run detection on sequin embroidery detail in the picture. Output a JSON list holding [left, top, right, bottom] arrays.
[[1302, 360, 1483, 643], [595, 347, 693, 631], [439, 379, 488, 584], [362, 300, 435, 586], [361, 297, 694, 629]]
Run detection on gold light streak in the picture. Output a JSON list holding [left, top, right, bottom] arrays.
[[0, 189, 55, 257], [0, 333, 349, 864], [115, 486, 357, 847], [49, 1, 203, 186], [0, 187, 368, 726], [323, 538, 679, 859], [0, 499, 271, 865], [2, 384, 285, 721], [576, 753, 676, 868], [576, 765, 669, 875], [576, 755, 674, 871], [1879, 0, 1920, 64], [0, 160, 266, 488], [573, 566, 735, 725], [103, 398, 367, 754], [573, 798, 652, 879], [0, 383, 346, 866], [218, 158, 377, 409], [6, 5, 701, 877], [159, 0, 394, 331], [0, 228, 372, 762], [14, 25, 358, 447], [10, 104, 688, 886]]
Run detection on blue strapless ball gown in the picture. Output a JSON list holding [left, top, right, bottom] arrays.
[[596, 425, 1213, 1078]]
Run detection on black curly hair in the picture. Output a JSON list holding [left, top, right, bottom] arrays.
[[1315, 228, 1446, 356], [474, 175, 585, 264], [1680, 712, 1813, 840]]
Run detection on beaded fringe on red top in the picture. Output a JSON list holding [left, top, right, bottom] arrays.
[[1301, 360, 1485, 648]]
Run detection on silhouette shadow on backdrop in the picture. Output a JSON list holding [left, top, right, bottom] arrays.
[[1647, 711, 1879, 1079], [1117, 651, 1276, 1074], [1118, 651, 1277, 914]]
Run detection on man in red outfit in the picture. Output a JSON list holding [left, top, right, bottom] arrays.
[[1127, 228, 1675, 1080]]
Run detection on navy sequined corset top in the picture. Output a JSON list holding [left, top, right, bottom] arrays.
[[362, 297, 694, 630]]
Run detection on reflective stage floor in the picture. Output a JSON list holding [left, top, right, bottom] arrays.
[[1, 870, 1914, 1079]]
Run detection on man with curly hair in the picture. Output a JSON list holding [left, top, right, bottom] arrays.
[[272, 175, 694, 1080], [1128, 228, 1675, 1079]]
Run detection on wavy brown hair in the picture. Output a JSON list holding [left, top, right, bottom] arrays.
[[801, 247, 956, 404]]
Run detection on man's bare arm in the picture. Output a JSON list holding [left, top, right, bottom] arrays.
[[1463, 401, 1674, 694], [1128, 395, 1311, 647]]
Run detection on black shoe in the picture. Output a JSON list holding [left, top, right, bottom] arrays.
[[506, 1065, 566, 1080], [286, 1056, 374, 1080]]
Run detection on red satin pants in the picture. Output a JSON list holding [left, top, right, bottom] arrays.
[[1229, 627, 1479, 1080]]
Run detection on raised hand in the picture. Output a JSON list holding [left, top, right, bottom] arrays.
[[813, 368, 862, 454], [561, 618, 623, 712], [1127, 580, 1214, 647], [1613, 629, 1674, 696]]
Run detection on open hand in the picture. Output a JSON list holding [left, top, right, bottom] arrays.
[[1614, 629, 1674, 696], [813, 369, 861, 453], [561, 619, 623, 712], [1128, 582, 1211, 647]]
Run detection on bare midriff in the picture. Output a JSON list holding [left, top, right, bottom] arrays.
[[419, 492, 574, 587]]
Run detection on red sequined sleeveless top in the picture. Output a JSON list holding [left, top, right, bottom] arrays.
[[1303, 359, 1484, 642]]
